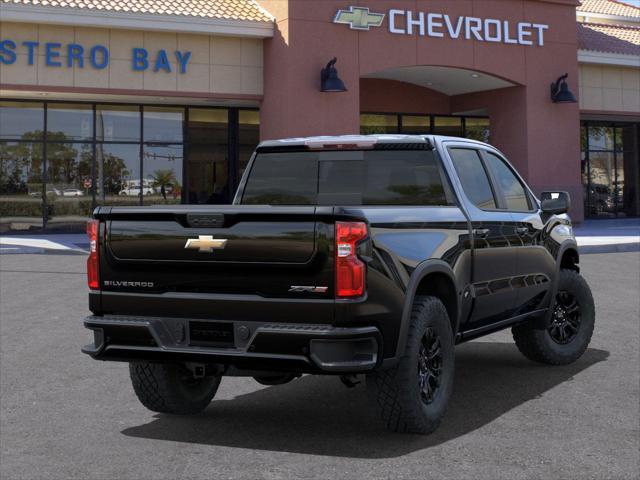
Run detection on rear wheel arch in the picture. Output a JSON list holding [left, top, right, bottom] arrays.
[[414, 272, 458, 336], [389, 260, 460, 365]]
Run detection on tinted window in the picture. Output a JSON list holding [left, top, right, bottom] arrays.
[[241, 150, 453, 206], [242, 152, 317, 204], [483, 152, 531, 211], [449, 148, 496, 209]]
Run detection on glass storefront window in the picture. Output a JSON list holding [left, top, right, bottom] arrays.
[[47, 103, 93, 141], [433, 116, 463, 137], [0, 102, 44, 140], [186, 108, 229, 204], [1, 100, 261, 230], [188, 108, 228, 144], [0, 141, 44, 230], [401, 115, 430, 135], [47, 143, 94, 225], [96, 105, 140, 142], [96, 143, 141, 206], [144, 107, 184, 143], [239, 110, 260, 178], [360, 114, 399, 134], [588, 126, 614, 151], [582, 122, 639, 218], [465, 118, 491, 143], [143, 144, 183, 205]]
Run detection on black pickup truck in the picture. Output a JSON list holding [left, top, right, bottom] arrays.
[[82, 135, 594, 434]]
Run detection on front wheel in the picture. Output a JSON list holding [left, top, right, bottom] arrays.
[[512, 269, 595, 365], [129, 363, 221, 414], [367, 296, 455, 434]]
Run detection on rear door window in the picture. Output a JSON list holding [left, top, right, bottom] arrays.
[[448, 148, 497, 209], [482, 152, 532, 211], [241, 150, 454, 206]]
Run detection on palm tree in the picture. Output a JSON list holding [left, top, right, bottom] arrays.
[[151, 169, 176, 202]]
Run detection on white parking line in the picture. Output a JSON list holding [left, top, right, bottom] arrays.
[[0, 238, 71, 250], [576, 236, 640, 246]]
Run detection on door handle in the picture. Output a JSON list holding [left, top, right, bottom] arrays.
[[516, 227, 529, 236], [473, 228, 490, 239]]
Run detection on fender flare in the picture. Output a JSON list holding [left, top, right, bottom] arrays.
[[384, 259, 460, 368], [535, 239, 579, 329]]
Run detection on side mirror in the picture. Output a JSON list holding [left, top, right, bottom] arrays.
[[540, 191, 571, 215]]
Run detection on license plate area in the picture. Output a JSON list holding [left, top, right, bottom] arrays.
[[189, 321, 235, 347]]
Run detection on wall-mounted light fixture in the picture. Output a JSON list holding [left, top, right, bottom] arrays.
[[321, 57, 347, 92], [550, 73, 577, 104]]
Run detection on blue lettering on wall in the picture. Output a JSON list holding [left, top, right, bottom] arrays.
[[22, 41, 38, 65], [175, 51, 192, 74], [90, 45, 109, 69], [132, 48, 148, 71], [45, 42, 62, 67], [0, 39, 193, 74], [0, 39, 17, 64], [154, 49, 171, 72], [67, 44, 84, 68]]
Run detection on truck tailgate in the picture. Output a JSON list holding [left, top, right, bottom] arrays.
[[93, 205, 336, 321]]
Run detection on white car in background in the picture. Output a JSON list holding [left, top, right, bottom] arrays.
[[119, 186, 154, 196], [62, 188, 85, 197]]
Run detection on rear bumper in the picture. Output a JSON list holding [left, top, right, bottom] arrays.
[[82, 315, 381, 374]]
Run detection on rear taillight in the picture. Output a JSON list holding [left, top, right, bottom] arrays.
[[87, 219, 99, 290], [335, 221, 367, 298]]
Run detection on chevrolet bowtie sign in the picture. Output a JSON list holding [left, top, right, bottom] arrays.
[[334, 6, 385, 31], [333, 6, 549, 46]]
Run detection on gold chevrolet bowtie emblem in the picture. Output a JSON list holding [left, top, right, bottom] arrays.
[[184, 235, 228, 253]]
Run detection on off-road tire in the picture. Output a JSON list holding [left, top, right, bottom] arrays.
[[367, 296, 455, 434], [129, 362, 221, 414], [512, 269, 595, 365]]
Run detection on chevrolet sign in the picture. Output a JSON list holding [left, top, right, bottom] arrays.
[[334, 6, 385, 31], [334, 6, 549, 46]]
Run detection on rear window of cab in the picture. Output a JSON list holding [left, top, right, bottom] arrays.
[[241, 150, 455, 206]]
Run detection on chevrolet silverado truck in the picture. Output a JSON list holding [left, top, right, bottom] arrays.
[[82, 135, 595, 434]]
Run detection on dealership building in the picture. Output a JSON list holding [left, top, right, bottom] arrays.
[[0, 0, 638, 231]]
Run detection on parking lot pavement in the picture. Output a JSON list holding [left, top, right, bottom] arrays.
[[1, 252, 638, 480]]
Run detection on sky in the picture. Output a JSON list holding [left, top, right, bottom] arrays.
[[617, 0, 640, 7]]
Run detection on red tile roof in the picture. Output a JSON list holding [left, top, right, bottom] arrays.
[[578, 22, 640, 55], [578, 0, 640, 19], [0, 0, 274, 22]]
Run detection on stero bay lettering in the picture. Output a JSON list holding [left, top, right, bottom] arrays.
[[0, 40, 192, 73]]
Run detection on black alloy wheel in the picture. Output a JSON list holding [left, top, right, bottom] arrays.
[[548, 290, 581, 344], [418, 327, 443, 405]]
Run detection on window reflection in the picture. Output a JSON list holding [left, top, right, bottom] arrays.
[[401, 115, 430, 135], [0, 141, 44, 229], [465, 118, 491, 143], [96, 105, 140, 142], [186, 108, 229, 204], [0, 101, 267, 230], [0, 102, 44, 140], [96, 143, 141, 206], [582, 122, 639, 218], [433, 116, 463, 137], [360, 114, 398, 134], [239, 110, 260, 179], [143, 144, 183, 205], [144, 107, 184, 143], [47, 103, 93, 141]]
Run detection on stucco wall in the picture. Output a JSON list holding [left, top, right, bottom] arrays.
[[579, 63, 640, 113], [0, 22, 263, 96]]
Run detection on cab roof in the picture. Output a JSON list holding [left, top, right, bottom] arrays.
[[257, 134, 488, 150]]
